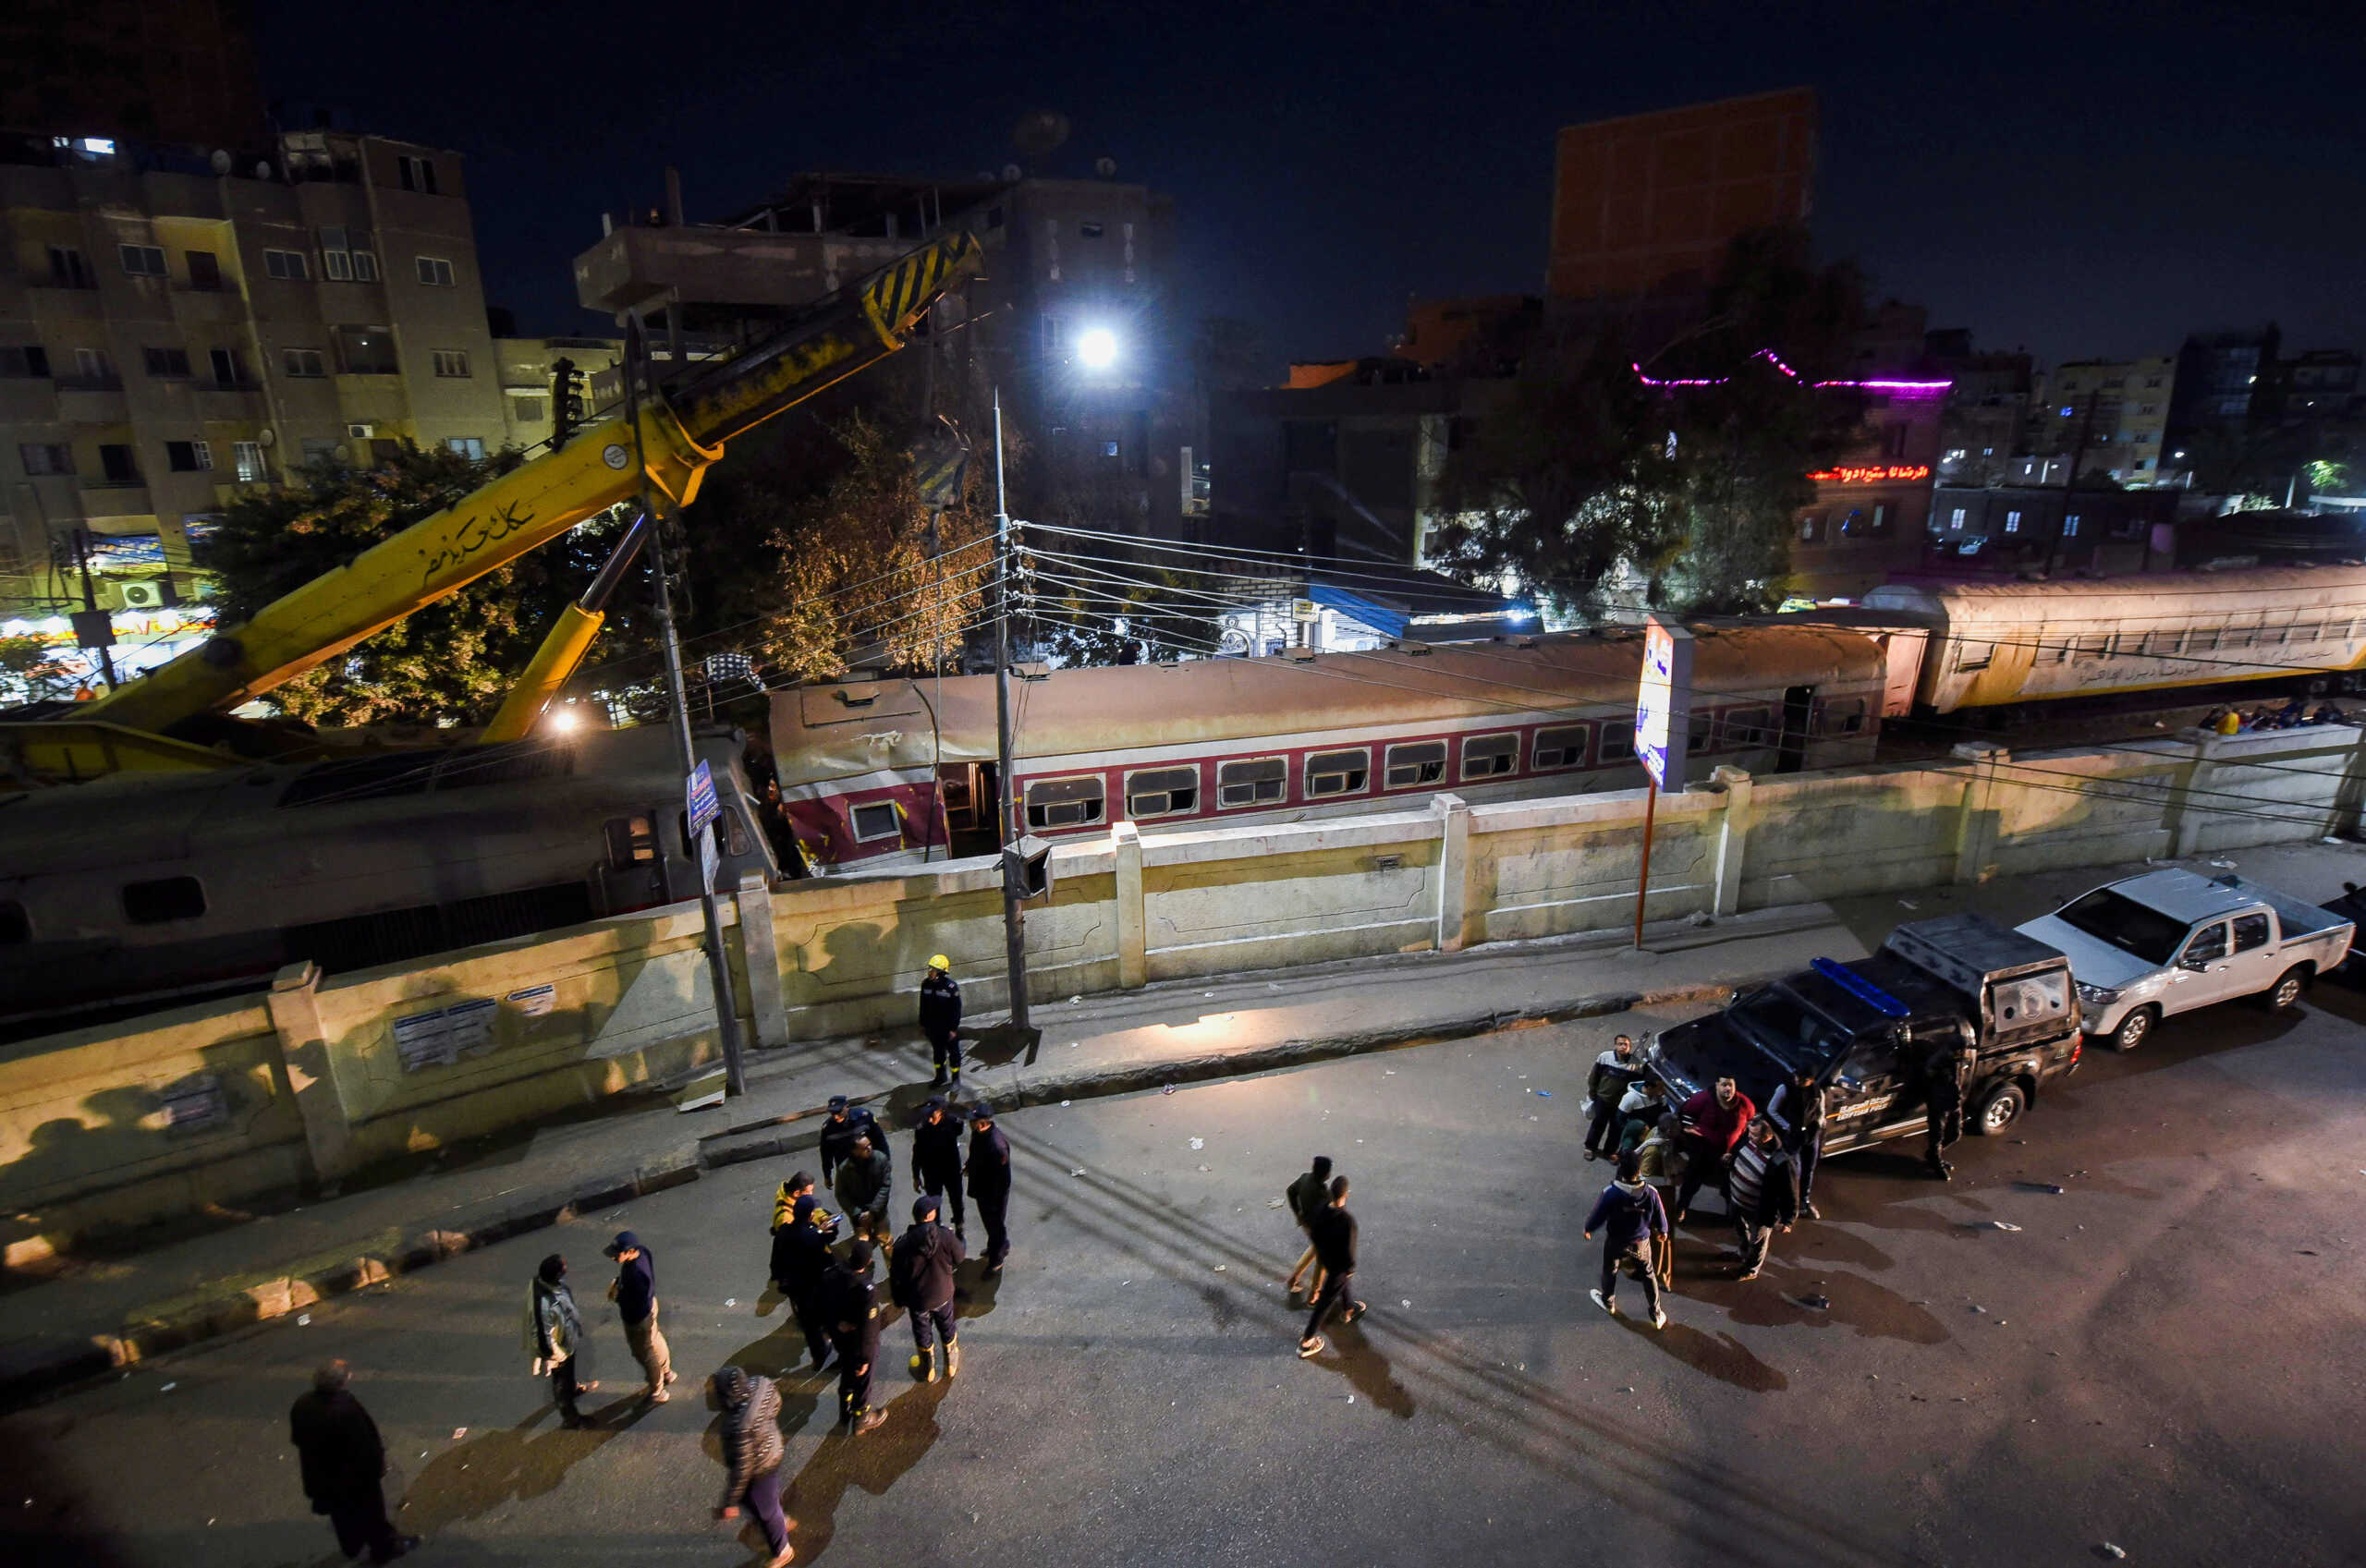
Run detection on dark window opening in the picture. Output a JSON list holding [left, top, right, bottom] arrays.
[[1461, 733, 1519, 779], [0, 900, 29, 943], [123, 876, 206, 924], [1533, 724, 1590, 770], [604, 814, 658, 868], [1305, 748, 1370, 796], [1126, 765, 1199, 818], [852, 800, 906, 842], [1025, 775, 1106, 829], [1384, 741, 1446, 789], [1217, 757, 1287, 808]]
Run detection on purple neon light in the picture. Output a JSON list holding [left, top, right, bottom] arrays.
[[1632, 355, 1951, 395]]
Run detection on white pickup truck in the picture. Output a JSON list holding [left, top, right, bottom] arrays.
[[2015, 869, 2355, 1051]]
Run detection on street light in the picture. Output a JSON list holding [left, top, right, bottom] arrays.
[[1076, 326, 1119, 371]]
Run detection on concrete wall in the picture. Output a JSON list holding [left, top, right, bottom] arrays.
[[6, 724, 2358, 1252]]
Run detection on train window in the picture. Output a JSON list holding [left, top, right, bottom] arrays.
[[2261, 621, 2291, 647], [604, 815, 658, 869], [1598, 725, 1635, 764], [0, 900, 27, 944], [1460, 734, 1519, 780], [1305, 748, 1371, 797], [2293, 620, 2323, 643], [1217, 757, 1287, 808], [1956, 641, 1994, 673], [851, 801, 906, 843], [1024, 776, 1105, 830], [122, 876, 205, 925], [1125, 766, 1199, 818], [2190, 626, 2222, 653], [1532, 724, 1590, 771], [1383, 742, 1446, 789], [1817, 698, 1869, 736], [723, 802, 752, 857], [1687, 711, 1714, 752], [2223, 621, 2255, 650], [2073, 634, 2108, 661], [1722, 708, 1773, 748]]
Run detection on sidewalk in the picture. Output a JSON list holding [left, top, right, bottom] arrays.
[[6, 838, 2359, 1405]]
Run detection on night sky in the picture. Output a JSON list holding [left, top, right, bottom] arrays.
[[257, 0, 2363, 367]]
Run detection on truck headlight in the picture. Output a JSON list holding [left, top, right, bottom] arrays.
[[2075, 981, 2121, 1006]]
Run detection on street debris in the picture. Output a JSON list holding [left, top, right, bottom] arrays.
[[296, 1313, 311, 1326], [2100, 1545, 2127, 1561], [159, 1382, 177, 1393], [452, 1428, 468, 1440], [1071, 1168, 1087, 1177], [1060, 1100, 1072, 1106], [1797, 1293, 1831, 1311], [1993, 1222, 2023, 1232], [1897, 898, 1919, 910], [1213, 1264, 1226, 1272], [2017, 1182, 2067, 1194], [1268, 1197, 1286, 1209], [725, 1298, 737, 1307], [1161, 1084, 1176, 1095], [1400, 1299, 1412, 1308], [1189, 1137, 1204, 1149], [1534, 1089, 1552, 1098]]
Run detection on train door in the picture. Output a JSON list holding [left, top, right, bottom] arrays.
[[945, 762, 1001, 859], [1776, 686, 1815, 773]]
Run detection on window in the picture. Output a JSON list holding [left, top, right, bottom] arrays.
[[444, 437, 486, 460], [186, 249, 222, 290], [1687, 709, 1714, 753], [1216, 757, 1287, 808], [1124, 765, 1199, 819], [850, 800, 904, 843], [1817, 697, 1869, 736], [71, 346, 115, 384], [1040, 316, 1064, 354], [414, 256, 457, 286], [118, 243, 166, 276], [1, 346, 51, 377], [1304, 748, 1370, 797], [18, 443, 73, 475], [48, 246, 94, 287], [396, 154, 439, 194], [1384, 740, 1446, 789], [232, 441, 266, 482], [2182, 922, 2229, 965], [432, 349, 470, 378], [208, 347, 248, 386], [1949, 507, 1967, 530], [165, 440, 212, 471], [142, 346, 192, 379], [1024, 774, 1106, 829], [320, 237, 351, 281], [1598, 725, 1635, 764], [1532, 723, 1590, 770], [2232, 912, 2273, 953], [122, 876, 205, 924], [1956, 640, 1994, 673], [1882, 423, 1909, 458], [263, 249, 310, 281], [1079, 221, 1105, 238], [2063, 514, 2081, 537], [1461, 733, 1519, 780], [299, 437, 343, 468], [1798, 513, 1823, 543], [2003, 510, 2021, 534], [98, 444, 139, 482], [1722, 707, 1774, 748], [283, 347, 326, 378], [334, 325, 399, 375], [2073, 633, 2108, 661], [350, 248, 380, 282], [2223, 619, 2256, 650], [510, 394, 547, 423], [604, 814, 657, 868], [2294, 620, 2323, 643]]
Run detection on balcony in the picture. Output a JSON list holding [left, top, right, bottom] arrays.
[[52, 373, 123, 392], [195, 382, 267, 420], [78, 480, 154, 520]]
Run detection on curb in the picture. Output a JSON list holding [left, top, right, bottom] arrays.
[[0, 976, 1750, 1410]]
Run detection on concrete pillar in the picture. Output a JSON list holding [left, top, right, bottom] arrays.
[[1111, 822, 1147, 988], [1710, 765, 1753, 917], [1433, 793, 1471, 951], [735, 872, 789, 1049], [2169, 730, 2221, 859], [264, 961, 356, 1185], [1950, 743, 2008, 883]]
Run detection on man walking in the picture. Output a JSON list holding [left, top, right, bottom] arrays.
[[834, 1132, 893, 1247], [1584, 1034, 1645, 1161], [1767, 1067, 1828, 1220], [603, 1231, 675, 1404], [1297, 1176, 1367, 1359], [1673, 1075, 1757, 1224], [1726, 1118, 1800, 1282], [823, 1240, 887, 1434], [770, 1172, 840, 1369], [1583, 1150, 1670, 1329], [920, 954, 964, 1090], [890, 1195, 967, 1383], [711, 1364, 796, 1568], [1282, 1154, 1334, 1300], [525, 1253, 597, 1428], [818, 1095, 887, 1187], [1921, 1026, 1978, 1181], [288, 1359, 418, 1563], [911, 1096, 967, 1238], [966, 1102, 1013, 1273]]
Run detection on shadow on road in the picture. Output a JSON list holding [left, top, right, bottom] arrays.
[[1632, 1318, 1789, 1392], [782, 1380, 950, 1562], [1301, 1319, 1416, 1417], [397, 1402, 631, 1535]]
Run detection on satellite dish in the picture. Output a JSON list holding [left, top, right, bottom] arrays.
[[210, 148, 232, 174], [257, 427, 276, 446], [1012, 109, 1069, 156], [252, 160, 274, 180], [1094, 156, 1116, 178], [1000, 163, 1022, 183]]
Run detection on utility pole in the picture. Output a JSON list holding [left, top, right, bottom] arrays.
[[626, 314, 747, 1096], [993, 390, 1031, 1034], [69, 528, 118, 691], [2043, 393, 2102, 577]]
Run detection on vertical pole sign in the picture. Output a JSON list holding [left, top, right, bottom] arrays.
[[686, 759, 721, 892], [1631, 614, 1694, 949]]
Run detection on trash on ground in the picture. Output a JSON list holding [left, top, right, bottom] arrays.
[[1071, 1168, 1087, 1177], [1069, 995, 1082, 1003], [2208, 857, 2236, 869], [1993, 1222, 2023, 1232], [1897, 898, 1920, 909], [1197, 1164, 1212, 1172], [1970, 1305, 1987, 1314], [296, 1313, 311, 1326], [159, 1382, 177, 1393], [1161, 1084, 1176, 1096], [725, 1297, 737, 1307], [1213, 1264, 1226, 1272], [1346, 1394, 1355, 1404], [1798, 1293, 1831, 1310], [452, 1428, 468, 1440], [1535, 1089, 1552, 1098], [1061, 1099, 1072, 1106], [2101, 1545, 2127, 1561], [1189, 1137, 1205, 1149], [1268, 1197, 1287, 1209], [1400, 1299, 1412, 1307]]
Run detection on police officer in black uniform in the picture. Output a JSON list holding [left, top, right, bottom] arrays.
[[823, 1240, 886, 1435], [1921, 1024, 1978, 1181], [911, 1096, 966, 1238], [920, 954, 964, 1089], [967, 1102, 1013, 1273], [818, 1094, 886, 1187], [768, 1170, 839, 1369]]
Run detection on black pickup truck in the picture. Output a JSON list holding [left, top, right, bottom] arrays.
[[1646, 914, 2086, 1152]]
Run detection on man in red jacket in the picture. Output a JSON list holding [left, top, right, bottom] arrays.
[[1673, 1075, 1756, 1225]]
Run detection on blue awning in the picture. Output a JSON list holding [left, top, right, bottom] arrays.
[[1307, 581, 1408, 639]]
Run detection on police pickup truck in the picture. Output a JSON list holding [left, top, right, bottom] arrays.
[[2015, 869, 2355, 1052], [1646, 914, 2084, 1150]]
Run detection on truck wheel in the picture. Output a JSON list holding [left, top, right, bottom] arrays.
[[2109, 1006, 2156, 1052], [1971, 1081, 2026, 1136], [2265, 966, 2311, 1012]]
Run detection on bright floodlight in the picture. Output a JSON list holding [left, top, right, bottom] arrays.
[[1077, 327, 1119, 370], [548, 705, 581, 734]]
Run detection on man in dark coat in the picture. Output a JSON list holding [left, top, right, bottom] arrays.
[[710, 1364, 794, 1568], [1584, 1034, 1644, 1160], [1726, 1118, 1801, 1281], [288, 1359, 418, 1562], [1297, 1175, 1367, 1359], [965, 1102, 1013, 1272], [818, 1095, 887, 1187], [525, 1253, 596, 1427], [823, 1240, 887, 1434], [920, 954, 964, 1089], [1282, 1154, 1334, 1299], [890, 1194, 968, 1383], [834, 1133, 893, 1246], [603, 1231, 674, 1404], [768, 1172, 839, 1368], [1921, 1026, 1978, 1181], [1673, 1075, 1757, 1224], [1583, 1149, 1671, 1328], [911, 1096, 967, 1237]]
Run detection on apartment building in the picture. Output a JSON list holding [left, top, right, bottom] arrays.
[[2026, 355, 2180, 487], [1, 129, 505, 614]]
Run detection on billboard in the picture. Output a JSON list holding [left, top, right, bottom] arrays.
[[1634, 614, 1695, 791]]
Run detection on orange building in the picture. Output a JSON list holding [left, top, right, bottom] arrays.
[[1546, 88, 1817, 301]]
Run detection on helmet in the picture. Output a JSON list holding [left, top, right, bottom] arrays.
[[928, 954, 951, 972]]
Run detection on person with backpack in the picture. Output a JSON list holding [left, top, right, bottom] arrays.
[[1583, 1149, 1670, 1328], [1584, 1034, 1645, 1161]]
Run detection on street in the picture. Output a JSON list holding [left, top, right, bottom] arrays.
[[6, 982, 2364, 1567]]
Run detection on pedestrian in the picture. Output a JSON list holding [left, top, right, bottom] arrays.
[[1921, 1025, 1978, 1181], [1616, 1073, 1666, 1154], [1632, 1112, 1682, 1192], [833, 1131, 893, 1246], [966, 1102, 1013, 1273], [920, 954, 964, 1090], [525, 1253, 598, 1428], [710, 1364, 796, 1568], [603, 1231, 676, 1404], [1296, 1175, 1367, 1359], [818, 1095, 887, 1187], [1766, 1067, 1828, 1220], [1584, 1034, 1645, 1160], [288, 1359, 419, 1563], [1726, 1118, 1800, 1281], [911, 1095, 967, 1238], [1281, 1154, 1334, 1300], [1672, 1074, 1757, 1225], [769, 1172, 840, 1369], [889, 1194, 967, 1383], [823, 1240, 887, 1434], [1583, 1149, 1670, 1329]]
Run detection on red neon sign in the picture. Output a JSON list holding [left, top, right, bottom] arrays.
[[1806, 463, 1931, 485]]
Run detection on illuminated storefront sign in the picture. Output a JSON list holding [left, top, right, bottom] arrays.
[[1805, 464, 1932, 485]]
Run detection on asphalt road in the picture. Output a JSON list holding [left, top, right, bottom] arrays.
[[6, 980, 2364, 1568]]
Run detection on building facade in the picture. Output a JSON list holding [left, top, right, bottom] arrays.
[[1929, 484, 2180, 577], [1787, 381, 1947, 600], [2165, 325, 2279, 474], [2025, 355, 2179, 487]]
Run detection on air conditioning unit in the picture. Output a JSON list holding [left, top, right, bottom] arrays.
[[118, 580, 167, 611], [347, 422, 375, 439]]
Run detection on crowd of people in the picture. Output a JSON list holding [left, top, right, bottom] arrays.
[[2203, 698, 2348, 735]]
